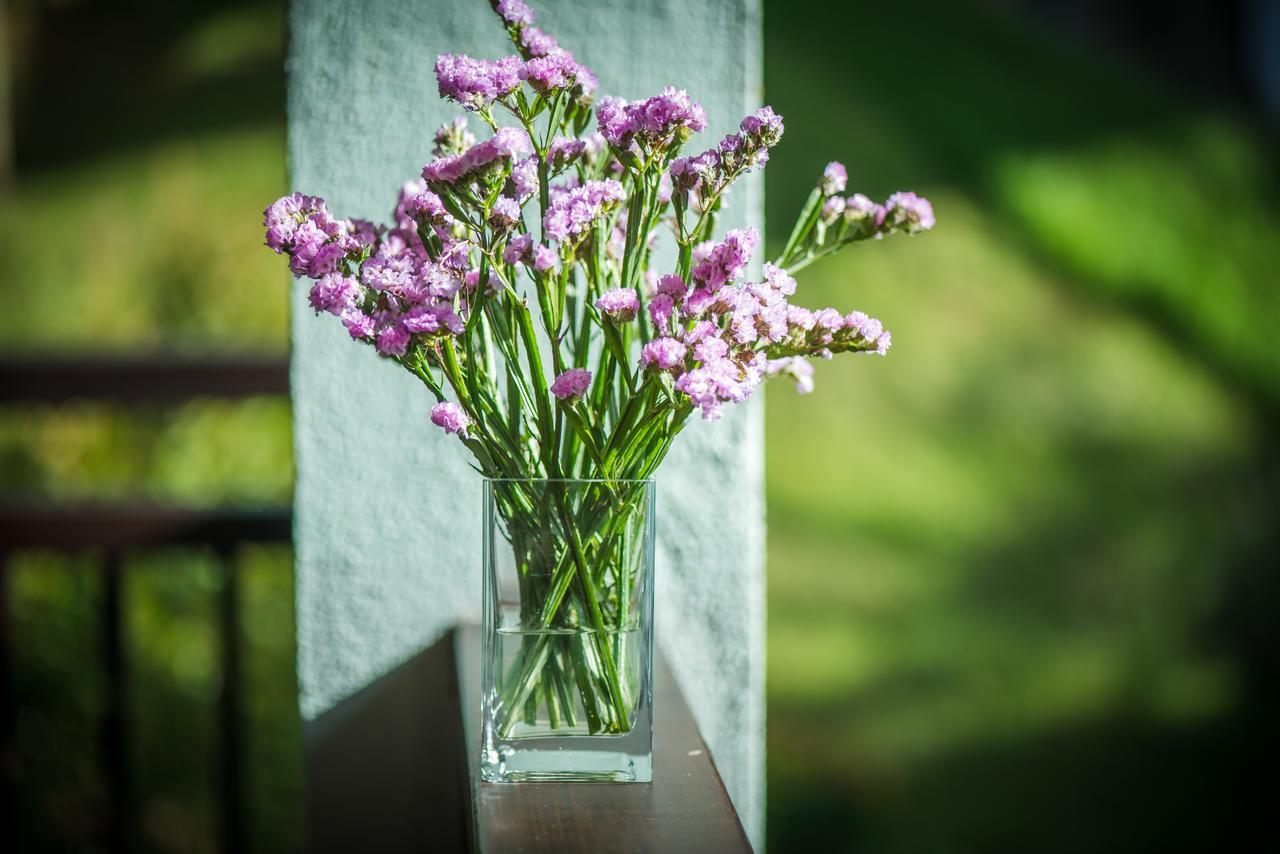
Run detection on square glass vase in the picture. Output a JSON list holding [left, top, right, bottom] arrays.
[[481, 478, 655, 783]]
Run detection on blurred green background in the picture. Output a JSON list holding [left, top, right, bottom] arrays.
[[2, 0, 1276, 851]]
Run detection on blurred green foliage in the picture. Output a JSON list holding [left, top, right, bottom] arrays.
[[2, 0, 1277, 851], [764, 0, 1278, 850]]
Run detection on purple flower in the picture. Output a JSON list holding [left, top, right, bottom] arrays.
[[430, 401, 472, 438], [763, 263, 797, 296], [692, 335, 729, 363], [821, 161, 847, 195], [739, 106, 784, 147], [503, 233, 534, 264], [595, 287, 639, 322], [522, 52, 581, 94], [843, 310, 893, 355], [489, 195, 521, 231], [767, 357, 815, 394], [640, 337, 688, 373], [494, 0, 535, 26], [596, 87, 707, 150], [308, 272, 359, 316], [422, 127, 533, 185], [670, 148, 719, 196], [656, 274, 687, 302], [432, 116, 476, 158], [533, 244, 557, 272], [674, 356, 762, 421], [402, 303, 464, 336], [691, 227, 759, 288], [435, 53, 523, 111], [397, 180, 449, 228], [884, 191, 935, 233], [684, 288, 714, 318], [508, 156, 539, 201], [341, 308, 375, 340], [843, 193, 887, 233], [262, 192, 357, 279], [520, 26, 558, 57], [375, 321, 410, 357], [541, 179, 624, 244], [648, 293, 675, 328], [546, 136, 588, 171], [821, 195, 846, 224], [550, 367, 593, 402]]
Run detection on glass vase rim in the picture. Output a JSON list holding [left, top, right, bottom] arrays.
[[483, 476, 655, 485]]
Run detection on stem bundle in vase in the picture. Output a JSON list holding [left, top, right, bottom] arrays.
[[264, 0, 934, 763]]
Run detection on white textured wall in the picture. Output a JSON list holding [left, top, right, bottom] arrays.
[[289, 0, 765, 845]]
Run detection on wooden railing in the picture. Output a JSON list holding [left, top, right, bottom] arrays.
[[0, 356, 291, 854]]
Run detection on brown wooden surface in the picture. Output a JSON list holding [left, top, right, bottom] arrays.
[[0, 355, 288, 403], [456, 625, 753, 854]]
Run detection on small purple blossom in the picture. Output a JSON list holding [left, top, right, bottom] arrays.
[[550, 367, 593, 402], [494, 0, 535, 26], [504, 233, 534, 265], [843, 193, 887, 233], [597, 87, 707, 150], [767, 357, 815, 394], [375, 321, 410, 357], [675, 355, 763, 421], [522, 51, 582, 94], [520, 26, 558, 57], [542, 179, 624, 243], [422, 127, 532, 185], [533, 244, 557, 272], [430, 401, 472, 438], [884, 191, 935, 233], [489, 195, 521, 231], [508, 156, 539, 201], [546, 136, 588, 172], [308, 272, 360, 316], [640, 337, 687, 373], [432, 117, 476, 158], [656, 274, 687, 302], [595, 287, 639, 322], [434, 53, 523, 111], [262, 192, 357, 279], [691, 227, 759, 288], [821, 161, 847, 195], [648, 293, 675, 328], [341, 308, 375, 340], [821, 195, 846, 224]]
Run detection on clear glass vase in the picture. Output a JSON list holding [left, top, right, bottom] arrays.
[[481, 478, 656, 783]]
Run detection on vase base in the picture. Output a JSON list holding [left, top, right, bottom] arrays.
[[481, 741, 653, 784]]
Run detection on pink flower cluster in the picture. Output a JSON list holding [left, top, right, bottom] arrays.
[[594, 287, 639, 322], [522, 51, 592, 96], [435, 54, 523, 111], [263, 193, 373, 279], [544, 179, 625, 243], [431, 401, 472, 437], [691, 227, 759, 289], [628, 229, 890, 418], [596, 88, 707, 150], [422, 127, 532, 186], [815, 179, 936, 240], [550, 367, 592, 402], [670, 107, 784, 201]]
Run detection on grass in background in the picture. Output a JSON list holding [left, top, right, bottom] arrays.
[[764, 0, 1278, 850], [3, 3, 300, 853]]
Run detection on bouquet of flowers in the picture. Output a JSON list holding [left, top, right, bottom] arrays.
[[264, 0, 932, 763]]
